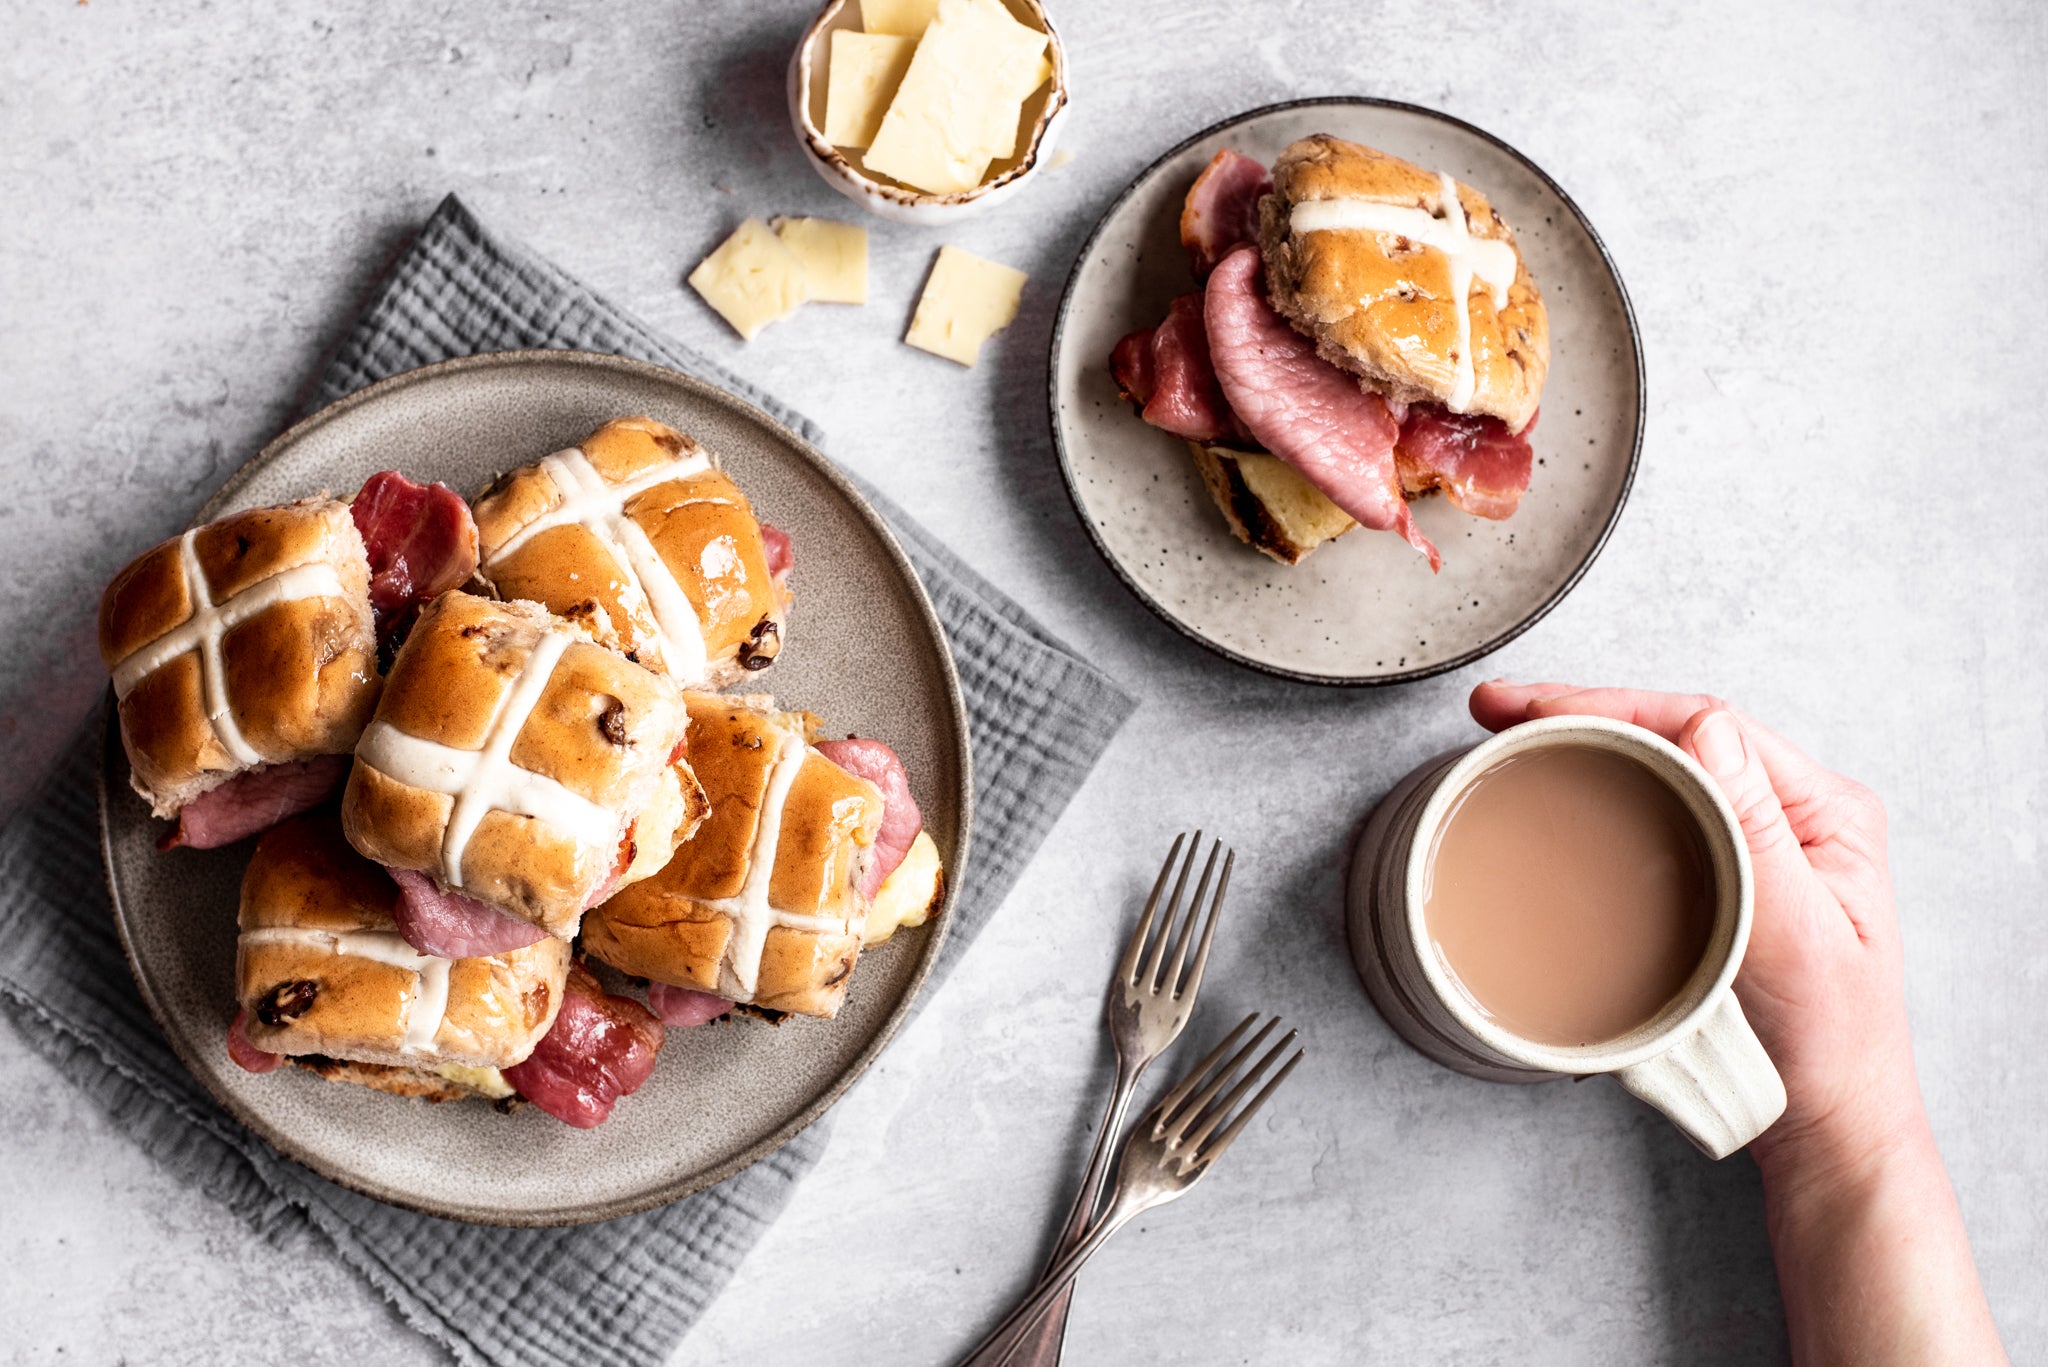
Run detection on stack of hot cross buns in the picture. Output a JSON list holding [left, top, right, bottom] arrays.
[[99, 417, 945, 1129]]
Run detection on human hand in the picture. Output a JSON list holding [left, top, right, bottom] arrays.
[[1467, 681, 1921, 1181], [1468, 681, 2007, 1363]]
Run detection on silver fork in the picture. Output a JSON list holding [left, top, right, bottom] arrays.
[[1000, 833, 1232, 1365], [955, 1013, 1305, 1367]]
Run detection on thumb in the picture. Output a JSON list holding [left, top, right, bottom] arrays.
[[1679, 707, 1811, 902]]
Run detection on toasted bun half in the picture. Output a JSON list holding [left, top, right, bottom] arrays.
[[236, 813, 570, 1071], [582, 693, 883, 1019], [1258, 134, 1549, 432], [98, 498, 379, 817]]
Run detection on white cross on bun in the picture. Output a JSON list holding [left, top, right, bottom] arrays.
[[472, 416, 792, 689], [97, 497, 379, 819], [581, 692, 885, 1020], [236, 813, 569, 1091], [340, 592, 703, 939], [1258, 134, 1550, 432]]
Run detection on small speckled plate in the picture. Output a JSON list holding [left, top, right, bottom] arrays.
[[98, 350, 970, 1226], [1050, 98, 1644, 684]]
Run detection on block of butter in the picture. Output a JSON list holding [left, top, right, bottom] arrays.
[[772, 216, 869, 305], [687, 219, 809, 341], [859, 0, 940, 36], [905, 245, 1026, 366], [861, 0, 1049, 195], [824, 30, 916, 149]]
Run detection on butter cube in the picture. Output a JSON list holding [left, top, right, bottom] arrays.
[[824, 30, 916, 149], [773, 217, 869, 305], [860, 0, 941, 36], [957, 0, 1054, 159], [984, 52, 1055, 160], [905, 245, 1026, 366], [862, 0, 1049, 195], [687, 219, 809, 341]]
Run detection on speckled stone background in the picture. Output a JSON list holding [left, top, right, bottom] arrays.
[[3, 2, 2044, 1364]]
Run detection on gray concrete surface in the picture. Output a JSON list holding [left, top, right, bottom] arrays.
[[3, 1, 2044, 1363]]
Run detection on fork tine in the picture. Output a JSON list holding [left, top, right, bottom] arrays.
[[1137, 831, 1200, 990], [1174, 845, 1232, 1002], [1162, 1017, 1279, 1134], [1150, 1012, 1260, 1124], [1179, 1030, 1299, 1155], [1155, 1012, 1261, 1131], [1160, 839, 1221, 994], [1193, 1049, 1304, 1169], [1116, 832, 1186, 985]]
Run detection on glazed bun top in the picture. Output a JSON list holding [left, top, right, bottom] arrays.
[[1257, 134, 1549, 432]]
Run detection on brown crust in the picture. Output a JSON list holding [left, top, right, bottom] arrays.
[[237, 814, 570, 1069], [1188, 444, 1303, 565], [288, 1056, 482, 1103], [473, 418, 790, 685], [580, 693, 883, 1018], [99, 499, 378, 817], [1259, 134, 1549, 432], [339, 592, 689, 934]]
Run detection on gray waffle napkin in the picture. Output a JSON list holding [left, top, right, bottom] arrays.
[[0, 194, 1136, 1367]]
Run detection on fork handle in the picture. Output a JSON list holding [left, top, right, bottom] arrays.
[[954, 1204, 1144, 1367], [992, 1054, 1146, 1365]]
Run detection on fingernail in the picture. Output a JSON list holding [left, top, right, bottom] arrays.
[[1694, 710, 1747, 778], [1483, 676, 1514, 687]]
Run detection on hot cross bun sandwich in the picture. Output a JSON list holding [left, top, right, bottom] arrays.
[[581, 693, 944, 1025], [98, 472, 476, 849], [339, 591, 708, 961], [228, 813, 663, 1128], [1111, 134, 1551, 569], [471, 417, 794, 689]]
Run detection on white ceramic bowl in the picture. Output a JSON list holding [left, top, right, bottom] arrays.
[[787, 0, 1070, 225]]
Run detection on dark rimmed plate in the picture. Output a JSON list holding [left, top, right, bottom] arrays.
[[98, 350, 971, 1225], [1050, 97, 1644, 685]]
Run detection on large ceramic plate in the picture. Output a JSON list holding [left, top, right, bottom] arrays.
[[98, 351, 971, 1225], [1051, 98, 1644, 684]]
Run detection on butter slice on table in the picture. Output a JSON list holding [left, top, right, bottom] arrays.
[[862, 0, 1049, 195], [860, 0, 941, 36], [773, 217, 869, 305], [687, 219, 809, 341], [905, 245, 1026, 366], [824, 29, 916, 149]]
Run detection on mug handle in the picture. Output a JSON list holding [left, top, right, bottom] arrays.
[[1614, 993, 1788, 1159]]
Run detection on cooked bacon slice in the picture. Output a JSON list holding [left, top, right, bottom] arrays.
[[504, 961, 664, 1128], [1110, 325, 1158, 408], [814, 737, 923, 899], [1397, 407, 1537, 521], [761, 523, 794, 581], [647, 982, 733, 1028], [389, 867, 550, 959], [1109, 294, 1250, 445], [162, 754, 351, 850], [350, 471, 480, 622], [227, 1007, 284, 1073], [1180, 149, 1272, 279], [1204, 246, 1440, 570]]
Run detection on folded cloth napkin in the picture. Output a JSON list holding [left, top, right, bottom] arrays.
[[0, 194, 1136, 1367]]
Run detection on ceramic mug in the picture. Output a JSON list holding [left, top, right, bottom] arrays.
[[1346, 715, 1787, 1159]]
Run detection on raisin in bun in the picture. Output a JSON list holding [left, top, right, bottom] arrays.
[[236, 813, 569, 1094], [471, 417, 792, 688]]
